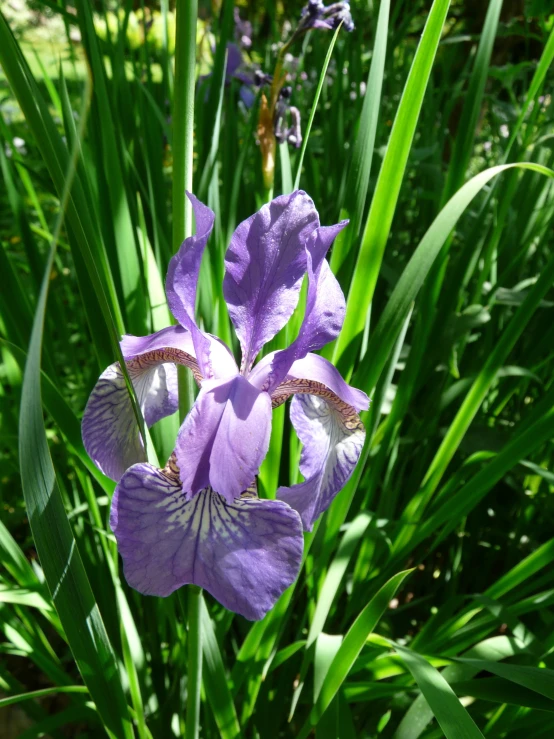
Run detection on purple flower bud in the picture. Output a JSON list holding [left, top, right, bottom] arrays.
[[234, 7, 252, 50], [255, 69, 273, 87], [287, 107, 302, 149], [298, 0, 354, 33]]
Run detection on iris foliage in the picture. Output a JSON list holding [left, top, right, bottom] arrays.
[[1, 0, 554, 737]]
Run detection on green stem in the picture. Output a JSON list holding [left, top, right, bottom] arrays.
[[173, 0, 197, 427], [186, 585, 203, 739], [173, 5, 203, 739], [172, 0, 198, 254]]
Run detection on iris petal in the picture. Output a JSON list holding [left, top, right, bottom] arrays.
[[277, 393, 365, 530], [250, 352, 369, 412], [111, 462, 303, 620], [258, 221, 349, 394], [166, 192, 216, 378], [223, 190, 320, 372], [254, 352, 368, 531], [175, 375, 272, 502], [83, 327, 205, 482]]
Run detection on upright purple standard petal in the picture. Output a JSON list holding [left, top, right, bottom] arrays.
[[166, 193, 215, 377], [111, 462, 303, 620], [258, 221, 348, 394], [174, 376, 272, 502], [223, 190, 320, 372], [278, 392, 365, 530]]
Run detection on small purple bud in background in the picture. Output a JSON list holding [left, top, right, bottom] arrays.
[[303, 0, 326, 19], [274, 100, 287, 143], [297, 0, 354, 34], [255, 69, 274, 87], [273, 88, 302, 149], [287, 107, 302, 149], [234, 7, 252, 50]]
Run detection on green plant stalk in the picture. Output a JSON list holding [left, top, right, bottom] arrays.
[[187, 585, 203, 739], [173, 0, 197, 252], [329, 0, 390, 279], [258, 41, 291, 194], [293, 24, 342, 191], [173, 2, 203, 736]]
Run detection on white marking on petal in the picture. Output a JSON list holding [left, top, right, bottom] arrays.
[[277, 393, 365, 530]]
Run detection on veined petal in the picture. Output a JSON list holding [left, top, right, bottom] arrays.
[[166, 192, 215, 378], [277, 392, 365, 530], [111, 463, 303, 620], [223, 190, 320, 372], [175, 375, 272, 502], [250, 351, 369, 412], [120, 324, 195, 361], [256, 221, 348, 393], [83, 328, 206, 482], [120, 325, 237, 379], [253, 352, 369, 531]]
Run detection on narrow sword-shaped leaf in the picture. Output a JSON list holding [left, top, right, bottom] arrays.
[[297, 569, 413, 737], [334, 0, 451, 375], [17, 80, 134, 739], [330, 0, 391, 279], [394, 644, 485, 739]]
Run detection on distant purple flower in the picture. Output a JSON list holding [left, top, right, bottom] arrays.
[[299, 0, 355, 33], [274, 87, 303, 148], [199, 42, 256, 108], [234, 7, 252, 50], [82, 191, 368, 620]]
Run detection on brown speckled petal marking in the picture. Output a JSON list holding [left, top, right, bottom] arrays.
[[270, 377, 355, 409], [82, 346, 200, 483]]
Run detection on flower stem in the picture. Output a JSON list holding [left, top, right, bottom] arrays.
[[186, 585, 203, 739], [173, 0, 198, 426], [173, 5, 203, 738], [172, 0, 197, 252]]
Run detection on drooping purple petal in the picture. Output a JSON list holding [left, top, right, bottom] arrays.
[[174, 375, 272, 502], [250, 351, 369, 412], [277, 392, 365, 530], [121, 325, 238, 379], [83, 328, 205, 482], [120, 325, 195, 361], [111, 462, 303, 620], [166, 193, 215, 378], [256, 222, 348, 394], [252, 351, 369, 530], [223, 190, 320, 372], [83, 357, 176, 481]]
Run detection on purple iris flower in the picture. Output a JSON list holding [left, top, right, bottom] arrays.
[[82, 191, 368, 620], [299, 0, 355, 33]]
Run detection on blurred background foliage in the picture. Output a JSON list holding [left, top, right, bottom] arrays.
[[1, 0, 554, 737]]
